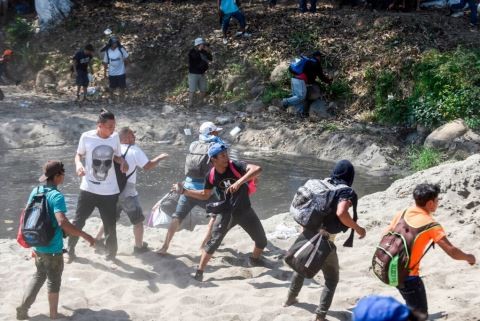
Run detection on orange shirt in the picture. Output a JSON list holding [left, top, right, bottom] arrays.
[[387, 206, 446, 276]]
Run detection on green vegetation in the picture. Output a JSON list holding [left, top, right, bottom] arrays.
[[407, 146, 443, 171], [369, 48, 480, 129], [325, 78, 352, 100], [6, 17, 33, 43], [261, 84, 289, 104]]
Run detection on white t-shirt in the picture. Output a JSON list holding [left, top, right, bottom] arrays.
[[103, 47, 128, 76], [121, 144, 149, 197], [77, 130, 122, 195]]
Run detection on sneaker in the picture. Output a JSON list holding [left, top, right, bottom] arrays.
[[248, 256, 264, 267], [16, 307, 29, 320], [451, 11, 464, 17], [235, 31, 244, 37], [242, 32, 252, 38], [133, 242, 149, 254], [192, 269, 204, 282], [223, 38, 228, 44]]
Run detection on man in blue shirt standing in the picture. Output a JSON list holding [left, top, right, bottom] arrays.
[[218, 0, 251, 44], [16, 161, 95, 320]]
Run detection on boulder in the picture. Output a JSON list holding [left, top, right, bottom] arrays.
[[270, 61, 289, 83], [424, 119, 468, 150], [35, 69, 57, 92], [223, 74, 243, 92], [250, 85, 265, 97], [245, 100, 264, 113], [215, 116, 234, 125], [309, 99, 330, 120], [224, 101, 244, 113], [268, 105, 281, 113]]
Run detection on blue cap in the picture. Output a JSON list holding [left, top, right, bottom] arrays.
[[353, 296, 410, 321], [208, 143, 228, 161]]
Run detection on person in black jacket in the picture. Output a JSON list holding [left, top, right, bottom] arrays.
[[303, 51, 332, 116], [188, 37, 213, 107]]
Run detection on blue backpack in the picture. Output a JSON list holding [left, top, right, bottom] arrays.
[[289, 56, 315, 75]]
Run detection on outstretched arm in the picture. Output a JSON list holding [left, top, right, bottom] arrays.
[[437, 236, 476, 265], [143, 153, 169, 171]]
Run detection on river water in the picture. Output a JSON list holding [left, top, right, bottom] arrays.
[[0, 143, 393, 238]]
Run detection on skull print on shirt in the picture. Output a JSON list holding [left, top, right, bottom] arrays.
[[91, 145, 114, 181]]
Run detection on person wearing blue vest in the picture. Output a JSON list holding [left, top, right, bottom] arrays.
[[218, 0, 251, 44], [16, 161, 95, 320]]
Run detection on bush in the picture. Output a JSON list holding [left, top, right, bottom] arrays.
[[6, 17, 33, 43], [325, 78, 352, 100], [261, 84, 289, 104], [408, 146, 443, 171]]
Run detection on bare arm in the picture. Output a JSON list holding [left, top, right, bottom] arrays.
[[55, 212, 95, 246], [103, 62, 108, 78], [143, 153, 169, 171], [75, 153, 85, 177], [181, 185, 214, 201], [226, 163, 262, 194], [113, 155, 129, 173], [437, 236, 476, 265], [336, 200, 366, 238]]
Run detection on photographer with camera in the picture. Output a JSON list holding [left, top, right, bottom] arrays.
[[188, 37, 212, 107]]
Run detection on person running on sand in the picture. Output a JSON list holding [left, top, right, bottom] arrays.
[[16, 161, 95, 320], [174, 143, 267, 282], [67, 109, 129, 262], [95, 127, 169, 254], [283, 160, 366, 321], [71, 44, 95, 101], [383, 183, 476, 316], [157, 122, 224, 255]]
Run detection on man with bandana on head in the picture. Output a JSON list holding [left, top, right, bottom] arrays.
[[283, 159, 366, 321]]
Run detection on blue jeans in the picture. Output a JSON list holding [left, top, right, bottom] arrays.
[[299, 0, 317, 12], [397, 276, 428, 315], [222, 10, 246, 34], [451, 0, 478, 25], [171, 194, 214, 221], [284, 78, 307, 114]]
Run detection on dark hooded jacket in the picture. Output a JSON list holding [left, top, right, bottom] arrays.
[[322, 160, 358, 247]]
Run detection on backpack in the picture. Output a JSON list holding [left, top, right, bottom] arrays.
[[18, 187, 55, 247], [290, 178, 350, 230], [372, 210, 440, 287], [289, 56, 316, 75], [101, 42, 125, 63], [114, 145, 136, 192], [208, 160, 257, 195], [185, 140, 212, 179]]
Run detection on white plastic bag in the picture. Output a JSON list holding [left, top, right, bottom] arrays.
[[146, 194, 172, 228]]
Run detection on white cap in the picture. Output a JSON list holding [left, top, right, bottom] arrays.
[[199, 121, 223, 135], [194, 37, 206, 46]]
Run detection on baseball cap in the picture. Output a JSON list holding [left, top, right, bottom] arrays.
[[38, 160, 65, 182], [109, 36, 119, 45], [199, 121, 223, 135], [194, 37, 206, 46], [207, 143, 228, 162], [353, 296, 410, 321], [3, 49, 13, 56]]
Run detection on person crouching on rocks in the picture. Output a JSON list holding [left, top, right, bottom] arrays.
[[173, 143, 267, 282]]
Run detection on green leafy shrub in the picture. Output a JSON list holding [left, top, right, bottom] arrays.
[[408, 146, 443, 171], [261, 84, 289, 104], [6, 17, 33, 43], [326, 78, 352, 100]]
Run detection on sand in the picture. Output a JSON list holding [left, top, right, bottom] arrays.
[[1, 154, 479, 321]]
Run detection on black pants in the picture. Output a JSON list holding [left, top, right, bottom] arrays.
[[204, 207, 267, 255], [68, 190, 119, 258], [397, 276, 428, 315]]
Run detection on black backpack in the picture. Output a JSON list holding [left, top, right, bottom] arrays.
[[21, 187, 55, 247], [184, 140, 212, 179], [114, 145, 136, 192]]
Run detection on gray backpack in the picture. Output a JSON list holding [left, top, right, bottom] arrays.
[[290, 178, 349, 230], [184, 140, 212, 179]]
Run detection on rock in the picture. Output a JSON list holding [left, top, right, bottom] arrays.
[[162, 104, 176, 114], [268, 105, 281, 113], [270, 61, 289, 83], [309, 99, 330, 120], [424, 119, 468, 150], [224, 75, 243, 92], [35, 69, 56, 92], [245, 100, 264, 113], [224, 101, 243, 113], [250, 85, 265, 97], [215, 116, 234, 125]]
